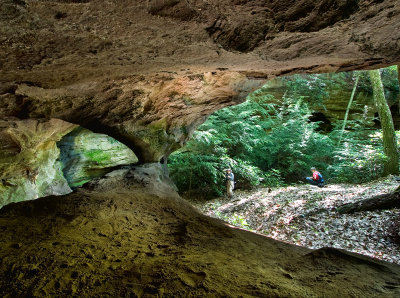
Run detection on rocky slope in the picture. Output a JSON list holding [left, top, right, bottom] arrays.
[[1, 165, 400, 297]]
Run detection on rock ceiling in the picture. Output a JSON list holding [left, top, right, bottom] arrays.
[[1, 0, 400, 161]]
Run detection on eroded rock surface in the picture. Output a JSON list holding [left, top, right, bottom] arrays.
[[0, 165, 399, 296], [10, 72, 257, 162], [0, 118, 76, 207], [0, 120, 138, 207], [1, 1, 400, 295], [58, 127, 138, 188], [1, 0, 400, 160]]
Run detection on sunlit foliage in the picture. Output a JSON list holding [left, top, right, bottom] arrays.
[[168, 67, 399, 198]]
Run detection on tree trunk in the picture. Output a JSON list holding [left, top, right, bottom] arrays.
[[369, 69, 399, 176], [397, 65, 400, 88], [397, 65, 400, 114], [337, 186, 400, 214], [338, 74, 359, 146]]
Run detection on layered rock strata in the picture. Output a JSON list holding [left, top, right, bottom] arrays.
[[1, 0, 400, 162]]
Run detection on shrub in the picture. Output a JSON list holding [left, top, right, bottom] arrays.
[[328, 127, 387, 183], [169, 153, 267, 198]]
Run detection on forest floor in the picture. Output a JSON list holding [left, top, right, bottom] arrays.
[[195, 176, 400, 265]]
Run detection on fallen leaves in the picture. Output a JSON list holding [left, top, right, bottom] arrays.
[[197, 176, 400, 265]]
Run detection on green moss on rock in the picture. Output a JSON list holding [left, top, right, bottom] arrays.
[[57, 127, 138, 188]]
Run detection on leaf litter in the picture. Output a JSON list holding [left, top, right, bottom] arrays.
[[196, 176, 400, 265]]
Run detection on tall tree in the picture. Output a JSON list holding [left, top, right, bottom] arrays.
[[337, 73, 359, 146], [369, 69, 399, 175], [397, 65, 400, 86], [397, 65, 400, 114]]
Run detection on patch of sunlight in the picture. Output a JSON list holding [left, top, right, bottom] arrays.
[[323, 185, 348, 192], [297, 190, 312, 196], [290, 199, 306, 208], [318, 185, 373, 208], [285, 186, 299, 191], [276, 216, 293, 226]]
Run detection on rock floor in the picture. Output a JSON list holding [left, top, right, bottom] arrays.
[[1, 171, 400, 297]]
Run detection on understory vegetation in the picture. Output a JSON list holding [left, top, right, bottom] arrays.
[[168, 66, 400, 198]]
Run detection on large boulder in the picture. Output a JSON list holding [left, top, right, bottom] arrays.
[[0, 118, 76, 207], [58, 127, 138, 188], [0, 119, 138, 207]]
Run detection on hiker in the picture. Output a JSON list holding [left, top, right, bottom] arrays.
[[306, 167, 324, 187], [225, 169, 235, 197]]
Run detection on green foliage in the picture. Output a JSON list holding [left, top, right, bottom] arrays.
[[281, 73, 332, 108], [262, 169, 283, 187], [169, 151, 267, 198], [214, 212, 251, 230], [328, 126, 387, 183], [169, 94, 330, 196], [169, 66, 400, 196], [168, 153, 222, 197], [259, 68, 399, 108], [248, 95, 335, 181], [380, 65, 399, 92]]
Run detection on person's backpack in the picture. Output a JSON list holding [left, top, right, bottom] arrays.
[[318, 172, 324, 182], [317, 172, 325, 187]]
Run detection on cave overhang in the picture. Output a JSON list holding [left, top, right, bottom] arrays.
[[1, 0, 400, 161]]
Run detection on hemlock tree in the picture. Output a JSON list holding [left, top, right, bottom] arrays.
[[369, 69, 399, 175]]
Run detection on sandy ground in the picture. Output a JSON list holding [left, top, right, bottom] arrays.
[[1, 166, 400, 297]]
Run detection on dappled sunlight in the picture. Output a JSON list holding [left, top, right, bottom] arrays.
[[200, 178, 400, 265], [290, 199, 306, 208], [174, 66, 400, 269], [213, 187, 288, 213], [261, 204, 281, 219]]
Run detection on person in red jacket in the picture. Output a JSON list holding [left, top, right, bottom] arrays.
[[306, 167, 324, 187]]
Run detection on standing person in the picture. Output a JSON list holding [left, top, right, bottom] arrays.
[[306, 167, 324, 187], [225, 169, 235, 197]]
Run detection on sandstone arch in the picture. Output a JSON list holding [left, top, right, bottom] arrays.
[[1, 0, 400, 296]]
